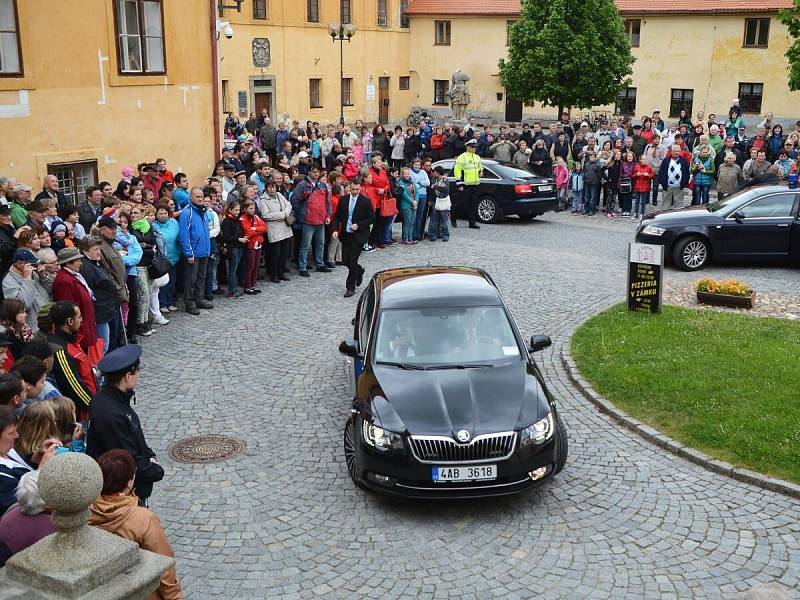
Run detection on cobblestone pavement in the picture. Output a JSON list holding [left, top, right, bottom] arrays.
[[136, 210, 800, 599]]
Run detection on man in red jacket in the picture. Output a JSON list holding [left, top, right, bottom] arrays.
[[52, 247, 97, 354]]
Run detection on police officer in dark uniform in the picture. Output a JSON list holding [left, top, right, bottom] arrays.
[[86, 345, 163, 505]]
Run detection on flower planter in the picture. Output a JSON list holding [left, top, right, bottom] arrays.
[[696, 290, 757, 309]]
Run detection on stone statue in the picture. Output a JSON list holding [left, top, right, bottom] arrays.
[[448, 69, 471, 122]]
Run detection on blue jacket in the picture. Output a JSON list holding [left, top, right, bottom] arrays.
[[658, 155, 690, 191], [409, 168, 430, 200], [178, 203, 211, 259], [173, 188, 190, 211], [276, 129, 290, 152], [0, 450, 32, 514], [114, 229, 143, 276], [152, 217, 181, 265]]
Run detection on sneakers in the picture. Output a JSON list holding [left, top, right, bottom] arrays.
[[138, 324, 154, 337], [168, 305, 179, 312], [152, 315, 169, 325], [160, 307, 170, 315], [364, 245, 375, 253]]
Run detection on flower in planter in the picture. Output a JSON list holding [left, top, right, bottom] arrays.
[[694, 277, 753, 297]]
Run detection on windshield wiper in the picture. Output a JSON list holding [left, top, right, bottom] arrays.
[[375, 361, 426, 370], [425, 363, 494, 370]]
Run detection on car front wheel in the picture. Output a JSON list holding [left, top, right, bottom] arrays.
[[343, 417, 367, 489], [476, 196, 503, 224], [554, 417, 568, 475], [673, 235, 710, 271]]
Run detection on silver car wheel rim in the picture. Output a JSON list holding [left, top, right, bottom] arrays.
[[344, 420, 359, 481], [477, 199, 495, 221], [683, 241, 707, 268]]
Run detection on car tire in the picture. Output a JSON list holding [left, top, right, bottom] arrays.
[[554, 417, 568, 475], [476, 196, 503, 224], [517, 213, 537, 221], [673, 235, 710, 271], [343, 417, 368, 490]]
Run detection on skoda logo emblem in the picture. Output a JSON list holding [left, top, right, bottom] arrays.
[[456, 430, 471, 443]]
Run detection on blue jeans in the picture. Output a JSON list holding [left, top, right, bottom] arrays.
[[401, 207, 416, 241], [650, 178, 659, 206], [571, 189, 584, 211], [108, 311, 123, 352], [205, 239, 219, 296], [694, 184, 710, 205], [96, 322, 110, 355], [226, 246, 243, 293], [383, 215, 396, 243], [299, 223, 325, 270], [584, 184, 599, 212], [634, 192, 648, 215], [413, 198, 428, 240], [158, 264, 176, 308], [428, 209, 450, 241]]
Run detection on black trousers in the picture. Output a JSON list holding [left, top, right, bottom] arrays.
[[341, 234, 364, 291], [183, 257, 208, 308], [464, 185, 479, 226], [267, 237, 290, 277]]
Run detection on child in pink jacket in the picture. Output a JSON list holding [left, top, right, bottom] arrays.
[[553, 157, 570, 211]]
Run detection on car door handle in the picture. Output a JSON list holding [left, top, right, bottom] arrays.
[[777, 223, 789, 227]]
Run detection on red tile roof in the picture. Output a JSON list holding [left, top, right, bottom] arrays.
[[406, 0, 793, 16]]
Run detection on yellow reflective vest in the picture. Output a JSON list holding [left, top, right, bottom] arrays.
[[453, 151, 482, 185]]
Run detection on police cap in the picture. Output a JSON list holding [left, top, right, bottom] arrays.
[[97, 344, 142, 375]]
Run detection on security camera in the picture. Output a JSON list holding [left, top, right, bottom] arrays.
[[223, 24, 234, 39]]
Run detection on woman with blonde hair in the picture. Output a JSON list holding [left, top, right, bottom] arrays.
[[15, 228, 41, 252], [47, 396, 85, 453], [15, 402, 59, 468]]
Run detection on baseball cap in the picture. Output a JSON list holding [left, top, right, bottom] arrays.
[[12, 248, 39, 264], [297, 151, 309, 158], [465, 139, 478, 146]]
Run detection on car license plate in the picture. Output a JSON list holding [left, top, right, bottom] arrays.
[[538, 185, 553, 192], [432, 464, 497, 482]]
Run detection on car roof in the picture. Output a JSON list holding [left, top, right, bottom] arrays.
[[375, 267, 502, 309]]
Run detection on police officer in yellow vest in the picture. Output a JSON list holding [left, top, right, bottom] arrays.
[[453, 139, 483, 229]]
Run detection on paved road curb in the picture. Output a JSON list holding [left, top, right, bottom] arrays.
[[560, 342, 800, 500]]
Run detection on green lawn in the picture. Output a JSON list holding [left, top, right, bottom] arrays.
[[571, 305, 800, 483]]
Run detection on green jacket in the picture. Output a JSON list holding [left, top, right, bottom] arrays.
[[10, 202, 27, 228], [454, 151, 482, 185]]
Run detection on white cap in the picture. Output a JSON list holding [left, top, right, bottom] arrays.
[[297, 151, 309, 158]]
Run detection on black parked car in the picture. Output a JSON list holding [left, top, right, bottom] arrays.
[[432, 159, 557, 223], [339, 266, 568, 499], [635, 185, 800, 271]]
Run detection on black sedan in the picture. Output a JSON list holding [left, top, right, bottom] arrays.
[[636, 185, 800, 271], [338, 266, 568, 499], [432, 159, 558, 223]]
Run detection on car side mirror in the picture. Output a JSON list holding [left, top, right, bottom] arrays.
[[339, 339, 360, 358], [529, 335, 552, 353], [732, 211, 744, 223]]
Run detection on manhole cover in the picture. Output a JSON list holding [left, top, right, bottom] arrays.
[[167, 435, 245, 464]]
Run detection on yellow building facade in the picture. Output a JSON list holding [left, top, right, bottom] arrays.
[[218, 0, 413, 127], [0, 0, 215, 200]]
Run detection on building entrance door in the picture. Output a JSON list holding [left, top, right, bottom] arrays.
[[255, 92, 272, 119], [379, 77, 390, 124], [505, 97, 523, 122]]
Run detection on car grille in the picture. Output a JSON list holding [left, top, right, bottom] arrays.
[[408, 432, 517, 464]]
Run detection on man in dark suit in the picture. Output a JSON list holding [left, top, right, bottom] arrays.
[[331, 177, 375, 298]]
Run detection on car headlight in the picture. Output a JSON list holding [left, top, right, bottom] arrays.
[[362, 420, 404, 452], [520, 413, 554, 446], [642, 225, 666, 236]]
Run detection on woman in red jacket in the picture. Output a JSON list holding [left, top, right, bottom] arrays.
[[366, 155, 391, 249], [239, 192, 267, 295], [632, 154, 655, 219], [51, 247, 98, 356], [430, 126, 446, 162]]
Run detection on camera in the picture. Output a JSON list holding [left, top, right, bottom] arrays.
[[223, 24, 233, 39]]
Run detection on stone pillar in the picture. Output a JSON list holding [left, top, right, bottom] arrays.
[[0, 453, 173, 600]]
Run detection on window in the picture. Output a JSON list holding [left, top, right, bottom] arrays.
[[114, 0, 165, 74], [307, 0, 319, 23], [0, 0, 22, 75], [399, 76, 410, 90], [625, 19, 641, 47], [400, 0, 409, 28], [669, 88, 693, 118], [744, 18, 770, 48], [48, 161, 98, 206], [738, 82, 763, 113], [221, 79, 230, 112], [738, 193, 797, 218], [434, 79, 449, 105], [616, 87, 637, 116], [506, 20, 516, 46], [342, 78, 353, 106], [340, 0, 351, 24], [435, 21, 451, 45], [377, 0, 388, 27], [252, 0, 267, 20], [309, 78, 322, 109]]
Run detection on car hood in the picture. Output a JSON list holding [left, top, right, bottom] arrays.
[[371, 361, 548, 437], [643, 205, 723, 226]]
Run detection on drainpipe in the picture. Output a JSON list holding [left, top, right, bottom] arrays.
[[209, 0, 221, 160]]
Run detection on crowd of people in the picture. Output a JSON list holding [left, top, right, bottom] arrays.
[[0, 102, 795, 592]]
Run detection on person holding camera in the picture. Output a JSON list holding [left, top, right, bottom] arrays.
[[1, 249, 52, 331]]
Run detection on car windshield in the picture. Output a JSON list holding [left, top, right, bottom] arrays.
[[492, 163, 538, 179], [708, 188, 763, 213], [373, 306, 521, 368]]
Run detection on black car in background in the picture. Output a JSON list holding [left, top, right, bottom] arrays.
[[432, 159, 558, 223], [635, 185, 800, 271], [338, 266, 568, 499]]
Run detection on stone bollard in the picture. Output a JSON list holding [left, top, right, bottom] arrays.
[[0, 452, 173, 600]]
